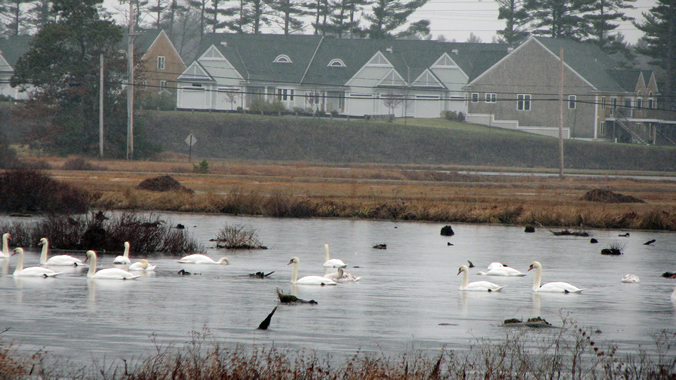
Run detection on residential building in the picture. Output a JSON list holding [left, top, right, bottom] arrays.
[[0, 35, 32, 100]]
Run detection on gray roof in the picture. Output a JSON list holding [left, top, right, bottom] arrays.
[[193, 34, 510, 87], [0, 35, 32, 69]]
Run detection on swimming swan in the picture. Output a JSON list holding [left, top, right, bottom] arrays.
[[477, 262, 526, 276], [177, 254, 230, 265], [457, 264, 503, 292], [323, 267, 361, 282], [1, 232, 11, 258], [85, 250, 140, 280], [528, 261, 583, 293], [289, 257, 337, 285], [39, 237, 85, 266], [128, 259, 156, 271], [621, 274, 640, 283], [113, 242, 132, 265], [12, 248, 61, 277], [323, 244, 347, 268]]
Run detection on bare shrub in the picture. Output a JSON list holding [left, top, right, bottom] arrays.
[[0, 169, 91, 214], [601, 241, 626, 255], [136, 175, 194, 193], [214, 223, 264, 249], [62, 157, 106, 171]]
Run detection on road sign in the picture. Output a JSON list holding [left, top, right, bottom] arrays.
[[185, 134, 197, 146]]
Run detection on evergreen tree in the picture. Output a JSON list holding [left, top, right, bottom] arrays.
[[187, 0, 207, 41], [363, 0, 428, 39], [586, 0, 635, 52], [26, 0, 54, 34], [10, 0, 156, 157], [0, 0, 32, 35], [525, 0, 595, 40], [269, 0, 305, 35], [496, 0, 530, 46], [205, 0, 237, 33], [634, 0, 676, 111], [147, 0, 167, 29]]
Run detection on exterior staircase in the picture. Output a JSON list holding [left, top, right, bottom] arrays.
[[615, 109, 651, 145]]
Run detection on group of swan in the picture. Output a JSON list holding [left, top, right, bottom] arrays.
[[322, 244, 360, 282], [457, 261, 584, 293]]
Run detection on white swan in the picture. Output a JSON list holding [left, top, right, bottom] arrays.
[[12, 248, 61, 277], [323, 244, 347, 268], [178, 254, 230, 265], [38, 237, 85, 266], [457, 265, 503, 291], [323, 267, 362, 282], [112, 241, 132, 264], [621, 274, 640, 283], [528, 261, 583, 293], [289, 257, 337, 285], [477, 262, 526, 276], [128, 259, 156, 271], [85, 250, 140, 280], [1, 232, 11, 258]]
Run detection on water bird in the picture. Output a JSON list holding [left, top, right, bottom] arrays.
[[128, 259, 156, 271], [528, 261, 583, 293], [448, 242, 454, 246], [288, 257, 336, 285], [177, 254, 230, 265], [621, 274, 640, 283], [1, 232, 11, 258], [619, 233, 630, 237], [477, 262, 526, 276], [249, 271, 274, 278], [457, 264, 503, 292], [178, 269, 191, 275], [276, 288, 317, 304], [12, 248, 62, 277], [644, 239, 656, 245], [85, 250, 140, 280], [323, 244, 347, 268], [323, 267, 361, 282], [112, 241, 132, 265], [257, 307, 277, 330], [38, 237, 85, 266]]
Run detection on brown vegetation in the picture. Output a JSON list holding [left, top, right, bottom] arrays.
[[581, 188, 645, 203], [214, 223, 265, 249], [136, 175, 194, 193], [0, 169, 92, 214]]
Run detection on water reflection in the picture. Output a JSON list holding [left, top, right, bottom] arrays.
[[0, 213, 675, 366]]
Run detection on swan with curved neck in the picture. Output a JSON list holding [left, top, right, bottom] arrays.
[[129, 259, 156, 271], [457, 265, 503, 291], [324, 267, 361, 282], [85, 250, 140, 280], [178, 254, 230, 265], [39, 237, 85, 266], [621, 274, 640, 283], [323, 244, 347, 268], [528, 261, 583, 293], [289, 257, 337, 285], [112, 242, 132, 265], [12, 248, 61, 277], [477, 262, 526, 277], [1, 232, 11, 258]]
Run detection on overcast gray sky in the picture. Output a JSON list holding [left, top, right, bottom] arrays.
[[103, 0, 656, 44]]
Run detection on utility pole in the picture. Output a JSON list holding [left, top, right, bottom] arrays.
[[127, 0, 135, 160], [99, 54, 104, 159], [558, 48, 564, 179]]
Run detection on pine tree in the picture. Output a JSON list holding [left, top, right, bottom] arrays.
[[205, 0, 237, 33], [0, 0, 32, 35], [269, 0, 305, 35], [496, 0, 530, 46], [525, 0, 596, 40], [586, 0, 635, 52], [363, 0, 428, 39], [634, 0, 676, 111], [26, 0, 54, 33]]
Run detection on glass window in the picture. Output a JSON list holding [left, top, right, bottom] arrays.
[[471, 93, 479, 103], [157, 56, 165, 70], [600, 96, 606, 109], [600, 121, 605, 135], [485, 93, 496, 103], [636, 98, 642, 109], [160, 80, 168, 89], [568, 95, 576, 109], [517, 94, 531, 111]]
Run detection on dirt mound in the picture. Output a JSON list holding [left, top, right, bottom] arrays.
[[136, 175, 194, 193], [581, 188, 644, 203]]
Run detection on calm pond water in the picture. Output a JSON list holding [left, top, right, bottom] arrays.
[[1, 212, 676, 366]]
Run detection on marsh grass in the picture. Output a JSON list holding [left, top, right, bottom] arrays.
[[0, 169, 93, 214], [0, 212, 203, 254], [214, 223, 264, 249], [2, 320, 675, 379]]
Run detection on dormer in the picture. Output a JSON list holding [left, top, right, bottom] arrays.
[[328, 58, 346, 67], [431, 53, 458, 69], [273, 54, 292, 63], [365, 51, 393, 67]]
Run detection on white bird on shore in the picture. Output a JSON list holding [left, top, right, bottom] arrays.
[[85, 250, 140, 280], [178, 254, 230, 265], [12, 248, 61, 277], [113, 242, 132, 265], [39, 237, 85, 266]]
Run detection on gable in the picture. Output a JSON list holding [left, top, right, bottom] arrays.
[[412, 69, 444, 88], [178, 62, 214, 82], [200, 45, 227, 61], [431, 53, 458, 69], [376, 69, 407, 87], [0, 53, 11, 72], [366, 51, 393, 67]]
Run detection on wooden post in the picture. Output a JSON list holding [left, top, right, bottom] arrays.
[[558, 48, 564, 179], [99, 54, 104, 159]]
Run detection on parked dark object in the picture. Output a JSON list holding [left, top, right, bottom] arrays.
[[136, 175, 194, 193], [440, 225, 455, 236], [619, 233, 630, 237], [581, 188, 644, 203], [590, 238, 598, 244], [257, 307, 277, 330], [373, 243, 387, 249], [524, 226, 535, 233], [644, 239, 656, 245]]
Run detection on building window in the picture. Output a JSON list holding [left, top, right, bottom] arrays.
[[157, 56, 165, 70], [568, 95, 576, 109], [600, 121, 605, 135], [277, 89, 294, 101], [485, 93, 496, 103], [471, 93, 479, 103], [160, 80, 168, 90], [648, 98, 654, 109], [636, 98, 642, 109], [600, 96, 606, 109], [517, 94, 531, 111], [273, 54, 292, 63], [623, 97, 632, 108], [328, 59, 346, 67], [611, 97, 617, 108], [141, 80, 147, 90]]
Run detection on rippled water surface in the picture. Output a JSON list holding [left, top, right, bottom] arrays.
[[1, 213, 676, 365]]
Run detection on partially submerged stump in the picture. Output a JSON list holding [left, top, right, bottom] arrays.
[[524, 226, 535, 233], [503, 316, 554, 328], [440, 225, 455, 236], [136, 175, 194, 193], [581, 188, 644, 203]]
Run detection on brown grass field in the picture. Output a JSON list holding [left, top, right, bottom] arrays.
[[24, 155, 676, 231]]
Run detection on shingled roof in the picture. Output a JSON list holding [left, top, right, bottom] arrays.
[[0, 35, 32, 71]]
